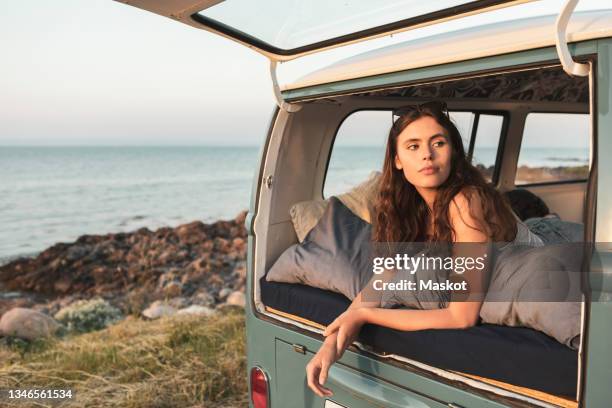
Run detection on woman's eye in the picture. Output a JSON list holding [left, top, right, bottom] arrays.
[[407, 144, 418, 151], [432, 140, 446, 148]]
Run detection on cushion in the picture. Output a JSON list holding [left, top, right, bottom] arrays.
[[289, 200, 328, 243], [290, 171, 381, 242], [480, 244, 583, 349], [267, 197, 373, 300]]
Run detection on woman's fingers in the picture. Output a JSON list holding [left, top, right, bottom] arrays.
[[318, 363, 333, 397], [319, 361, 329, 386], [306, 362, 324, 397], [306, 361, 333, 397]]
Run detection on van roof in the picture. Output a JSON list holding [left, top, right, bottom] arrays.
[[282, 10, 612, 92]]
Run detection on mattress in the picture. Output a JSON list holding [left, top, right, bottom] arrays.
[[260, 277, 578, 397]]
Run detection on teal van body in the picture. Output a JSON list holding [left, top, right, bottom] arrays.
[[111, 1, 611, 406], [245, 39, 610, 408]]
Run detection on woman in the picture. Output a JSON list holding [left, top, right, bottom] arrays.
[[306, 101, 533, 397]]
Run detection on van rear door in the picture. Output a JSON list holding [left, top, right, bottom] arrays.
[[115, 0, 535, 61]]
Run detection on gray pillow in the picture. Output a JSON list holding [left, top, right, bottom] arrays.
[[480, 244, 583, 349], [266, 197, 372, 300]]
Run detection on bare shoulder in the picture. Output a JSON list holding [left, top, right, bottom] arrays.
[[448, 187, 488, 241]]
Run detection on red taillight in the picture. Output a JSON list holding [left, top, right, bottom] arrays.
[[250, 366, 269, 408]]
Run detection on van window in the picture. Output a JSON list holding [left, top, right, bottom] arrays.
[[470, 114, 504, 182], [324, 111, 389, 197], [449, 111, 475, 152], [515, 113, 590, 185], [325, 110, 499, 197]]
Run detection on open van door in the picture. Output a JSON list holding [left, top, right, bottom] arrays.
[[116, 0, 535, 61]]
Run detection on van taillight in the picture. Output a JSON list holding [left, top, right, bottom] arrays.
[[250, 366, 269, 408]]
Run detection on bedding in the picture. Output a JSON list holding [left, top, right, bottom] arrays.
[[525, 214, 584, 244], [480, 244, 583, 349], [271, 189, 583, 350], [260, 277, 578, 397], [289, 171, 380, 242], [266, 197, 372, 300]]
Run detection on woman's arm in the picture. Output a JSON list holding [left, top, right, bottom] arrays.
[[308, 189, 491, 397], [324, 301, 481, 337], [325, 189, 491, 343]]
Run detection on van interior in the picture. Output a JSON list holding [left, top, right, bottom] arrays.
[[254, 63, 592, 408]]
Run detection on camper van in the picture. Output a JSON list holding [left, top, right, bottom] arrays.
[[117, 1, 610, 407]]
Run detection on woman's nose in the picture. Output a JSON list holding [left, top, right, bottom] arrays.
[[422, 146, 433, 160]]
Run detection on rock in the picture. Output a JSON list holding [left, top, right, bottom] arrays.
[[53, 278, 72, 294], [65, 245, 89, 261], [163, 281, 183, 297], [234, 211, 248, 227], [0, 211, 248, 299], [141, 301, 177, 320], [232, 237, 246, 251], [232, 261, 247, 279], [191, 290, 215, 307], [1, 292, 22, 299], [0, 308, 60, 340], [218, 287, 232, 301], [225, 291, 246, 308], [167, 297, 189, 309], [177, 305, 215, 317], [0, 297, 36, 317]]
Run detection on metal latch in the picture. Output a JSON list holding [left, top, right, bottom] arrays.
[[264, 175, 273, 189], [292, 343, 306, 354]]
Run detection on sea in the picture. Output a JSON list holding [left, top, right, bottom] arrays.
[[0, 146, 588, 261]]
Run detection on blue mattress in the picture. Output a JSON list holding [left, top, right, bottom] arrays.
[[261, 277, 578, 397]]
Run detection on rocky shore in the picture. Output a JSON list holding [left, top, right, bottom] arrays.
[[0, 211, 248, 340]]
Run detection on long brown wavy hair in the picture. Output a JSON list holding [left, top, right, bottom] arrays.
[[372, 102, 517, 243]]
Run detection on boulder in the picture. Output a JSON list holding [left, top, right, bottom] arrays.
[[0, 308, 60, 340], [192, 290, 215, 307], [141, 301, 177, 320], [163, 280, 183, 298], [177, 305, 215, 317], [218, 287, 232, 301], [225, 291, 246, 308]]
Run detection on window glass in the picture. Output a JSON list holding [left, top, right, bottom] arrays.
[[449, 111, 475, 152], [324, 111, 389, 197], [516, 113, 590, 185], [472, 114, 504, 182], [198, 0, 490, 51]]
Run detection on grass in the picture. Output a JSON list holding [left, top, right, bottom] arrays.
[[0, 307, 247, 407]]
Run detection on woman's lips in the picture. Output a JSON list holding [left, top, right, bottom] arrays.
[[419, 165, 438, 175]]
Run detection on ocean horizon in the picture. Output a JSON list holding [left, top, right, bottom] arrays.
[[0, 145, 588, 261]]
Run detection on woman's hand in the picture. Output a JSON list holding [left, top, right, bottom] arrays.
[[324, 308, 367, 356], [306, 341, 338, 397]]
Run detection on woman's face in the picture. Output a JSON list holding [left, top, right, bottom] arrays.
[[394, 115, 452, 191]]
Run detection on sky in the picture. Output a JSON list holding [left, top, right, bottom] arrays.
[[0, 0, 609, 146]]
